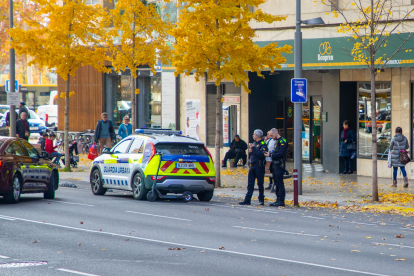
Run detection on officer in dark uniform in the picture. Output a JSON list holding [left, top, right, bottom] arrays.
[[239, 129, 268, 206], [265, 128, 288, 207]]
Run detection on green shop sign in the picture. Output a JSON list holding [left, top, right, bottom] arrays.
[[256, 33, 414, 70]]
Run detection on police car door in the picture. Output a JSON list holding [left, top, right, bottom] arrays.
[[101, 139, 132, 189], [123, 138, 144, 189]]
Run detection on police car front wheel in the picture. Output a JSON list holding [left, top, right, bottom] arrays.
[[91, 169, 107, 196], [132, 173, 148, 200]]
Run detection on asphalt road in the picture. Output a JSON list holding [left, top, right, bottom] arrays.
[[0, 179, 413, 276]]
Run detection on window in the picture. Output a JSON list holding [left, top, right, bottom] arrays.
[[105, 70, 132, 128], [6, 141, 26, 156], [21, 140, 39, 158], [129, 139, 144, 153], [358, 83, 391, 159], [112, 139, 132, 154], [155, 143, 208, 156], [84, 0, 99, 5]]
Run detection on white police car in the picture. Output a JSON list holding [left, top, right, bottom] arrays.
[[89, 129, 216, 201]]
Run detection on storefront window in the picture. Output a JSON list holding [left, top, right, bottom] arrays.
[[358, 83, 391, 159], [105, 70, 132, 127], [302, 101, 310, 161], [149, 73, 162, 128]]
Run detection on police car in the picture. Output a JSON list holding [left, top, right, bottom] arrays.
[[89, 129, 216, 201]]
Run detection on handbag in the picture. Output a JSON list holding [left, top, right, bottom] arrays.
[[346, 137, 356, 151], [88, 144, 98, 160], [395, 140, 411, 165]]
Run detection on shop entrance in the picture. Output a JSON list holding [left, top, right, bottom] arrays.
[[302, 96, 323, 164]]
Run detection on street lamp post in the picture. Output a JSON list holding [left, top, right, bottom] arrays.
[[294, 0, 324, 195], [9, 0, 16, 137]]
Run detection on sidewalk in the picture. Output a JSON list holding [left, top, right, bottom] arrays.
[[58, 157, 414, 214]]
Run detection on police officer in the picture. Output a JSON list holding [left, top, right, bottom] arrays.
[[265, 128, 288, 207], [239, 129, 268, 206]]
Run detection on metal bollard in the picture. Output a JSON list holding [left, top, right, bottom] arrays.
[[293, 169, 298, 206]]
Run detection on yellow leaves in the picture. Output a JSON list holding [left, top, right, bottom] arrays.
[[366, 236, 372, 239], [60, 91, 75, 98], [135, 89, 140, 95]]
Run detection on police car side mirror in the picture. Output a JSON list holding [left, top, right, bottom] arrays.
[[41, 151, 49, 159], [102, 148, 111, 154]]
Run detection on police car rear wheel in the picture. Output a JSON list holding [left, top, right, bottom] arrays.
[[91, 169, 107, 196], [44, 171, 56, 199], [197, 190, 214, 202], [132, 174, 147, 200]]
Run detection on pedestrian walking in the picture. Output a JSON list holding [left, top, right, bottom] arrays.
[[265, 131, 275, 190], [390, 126, 410, 188], [339, 120, 356, 174], [94, 112, 116, 155], [16, 112, 30, 141], [45, 132, 62, 165], [239, 129, 268, 206], [222, 135, 248, 167], [18, 102, 31, 119], [265, 128, 288, 207], [5, 110, 19, 129], [117, 115, 132, 139]]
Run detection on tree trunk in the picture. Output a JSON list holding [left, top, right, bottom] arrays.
[[215, 81, 222, 188], [131, 74, 136, 130], [370, 70, 378, 201], [64, 73, 70, 171]]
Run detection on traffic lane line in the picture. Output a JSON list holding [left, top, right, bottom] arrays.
[[0, 255, 9, 259], [0, 215, 16, 221], [57, 268, 100, 276], [125, 211, 192, 221], [0, 215, 392, 276], [233, 226, 320, 237], [45, 200, 94, 207], [373, 242, 414, 249]]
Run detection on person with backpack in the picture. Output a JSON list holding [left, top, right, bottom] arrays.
[[390, 126, 410, 188], [94, 112, 116, 155]]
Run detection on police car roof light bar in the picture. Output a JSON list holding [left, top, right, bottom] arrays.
[[135, 129, 182, 135]]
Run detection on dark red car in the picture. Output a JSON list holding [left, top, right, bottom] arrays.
[[0, 136, 59, 203]]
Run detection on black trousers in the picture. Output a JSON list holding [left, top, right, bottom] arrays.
[[342, 157, 352, 172], [224, 150, 247, 165], [272, 163, 285, 200], [246, 165, 265, 202]]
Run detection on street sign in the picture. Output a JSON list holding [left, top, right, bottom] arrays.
[[291, 78, 307, 103], [7, 92, 20, 106], [5, 80, 19, 93]]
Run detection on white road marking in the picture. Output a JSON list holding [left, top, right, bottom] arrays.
[[373, 242, 414, 249], [56, 268, 100, 276], [350, 222, 376, 226], [0, 255, 10, 259], [233, 226, 319, 237], [45, 200, 94, 207], [125, 211, 191, 221], [1, 215, 391, 276], [0, 215, 16, 221], [302, 216, 325, 220]]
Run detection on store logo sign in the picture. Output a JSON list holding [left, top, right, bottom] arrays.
[[318, 42, 334, 62]]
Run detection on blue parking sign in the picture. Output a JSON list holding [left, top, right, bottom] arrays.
[[291, 78, 307, 103]]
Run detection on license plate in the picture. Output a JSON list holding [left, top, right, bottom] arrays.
[[30, 127, 39, 130], [175, 163, 196, 169]]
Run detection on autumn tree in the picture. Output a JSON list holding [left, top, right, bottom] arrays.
[[106, 0, 171, 130], [169, 0, 291, 187], [322, 0, 414, 201], [10, 0, 110, 171]]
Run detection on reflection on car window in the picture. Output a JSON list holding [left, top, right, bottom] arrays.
[[129, 139, 143, 153], [112, 139, 131, 154], [155, 143, 208, 156], [21, 140, 39, 158], [6, 141, 26, 156]]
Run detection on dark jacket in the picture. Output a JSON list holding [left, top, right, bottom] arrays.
[[94, 119, 116, 143], [19, 106, 30, 119], [38, 137, 46, 152], [230, 138, 248, 154], [271, 136, 288, 160], [389, 134, 409, 167], [16, 119, 30, 140], [339, 129, 356, 157], [5, 111, 19, 127], [249, 140, 268, 164]]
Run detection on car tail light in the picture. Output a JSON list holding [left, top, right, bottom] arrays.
[[0, 161, 2, 167], [151, 175, 167, 181], [148, 142, 156, 162], [45, 114, 49, 122], [206, 177, 216, 182], [204, 146, 213, 163]]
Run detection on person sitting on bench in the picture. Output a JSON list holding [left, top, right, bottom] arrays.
[[222, 135, 248, 167]]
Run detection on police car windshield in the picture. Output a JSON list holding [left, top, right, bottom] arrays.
[[155, 143, 207, 156]]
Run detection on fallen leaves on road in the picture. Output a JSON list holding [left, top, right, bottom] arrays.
[[394, 258, 407, 261], [219, 247, 225, 250], [125, 239, 129, 241], [78, 243, 81, 246], [351, 250, 361, 252], [32, 240, 38, 243], [395, 234, 405, 238], [80, 221, 83, 224], [366, 236, 372, 239], [168, 248, 185, 250], [199, 250, 205, 253]]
